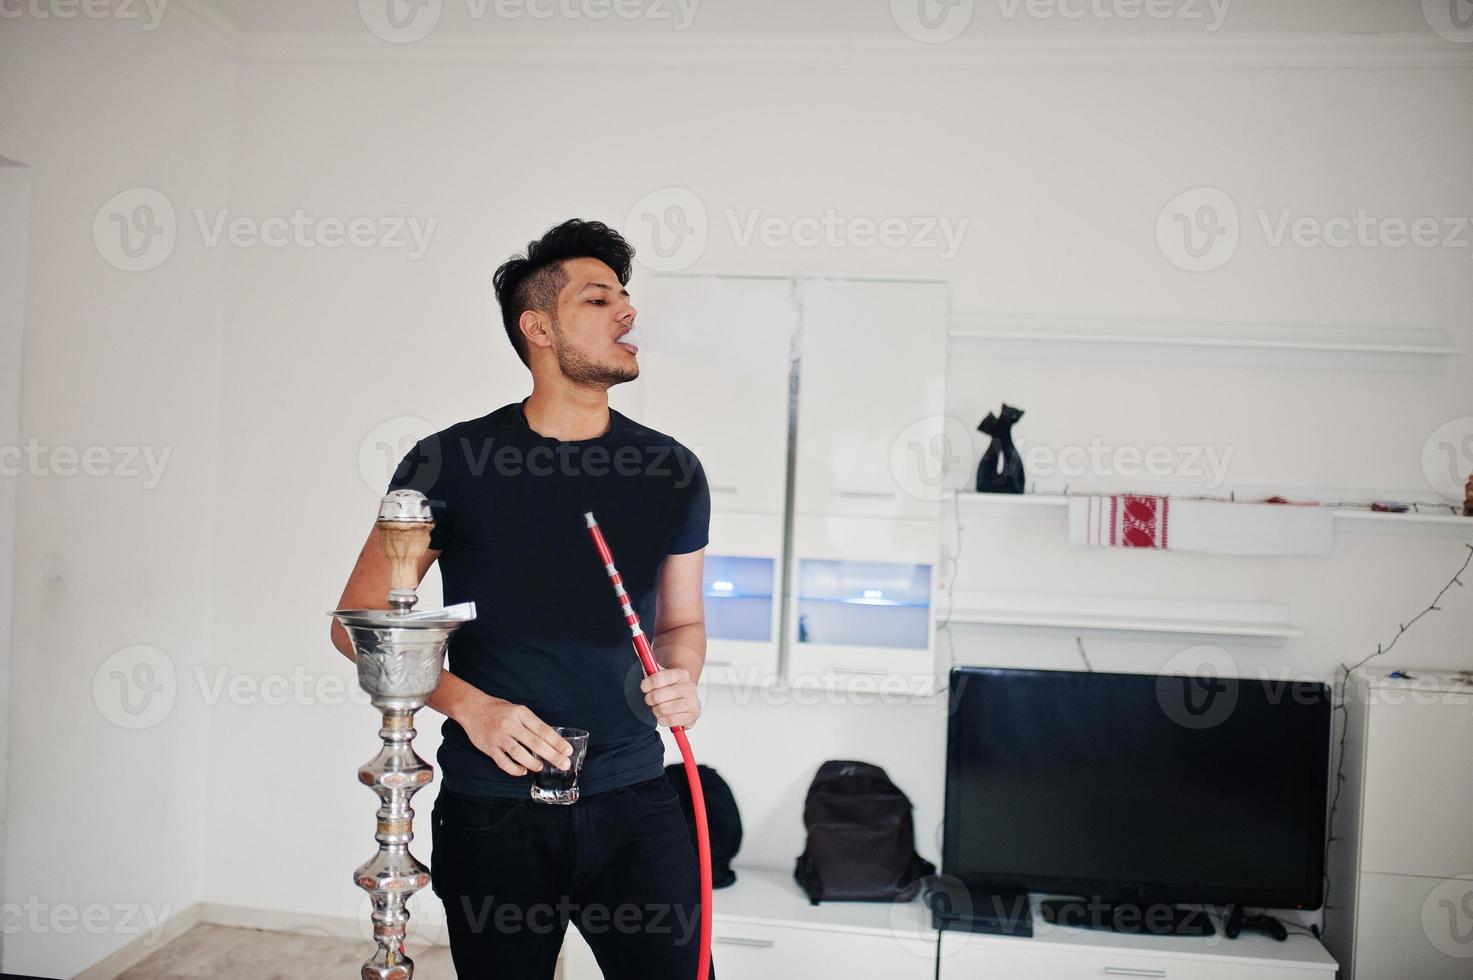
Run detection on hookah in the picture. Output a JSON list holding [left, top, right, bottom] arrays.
[[331, 489, 476, 980], [329, 490, 713, 980]]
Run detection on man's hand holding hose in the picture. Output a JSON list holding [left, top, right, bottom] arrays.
[[642, 667, 702, 730]]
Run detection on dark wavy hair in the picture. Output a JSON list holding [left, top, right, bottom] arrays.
[[491, 219, 636, 368]]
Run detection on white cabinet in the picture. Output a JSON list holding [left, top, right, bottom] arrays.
[[612, 274, 795, 516], [557, 869, 933, 980], [557, 871, 1335, 980], [1325, 669, 1473, 980], [616, 274, 948, 695], [1358, 689, 1473, 878], [612, 275, 796, 690], [561, 917, 931, 980], [793, 278, 948, 522], [705, 920, 930, 979], [940, 927, 1338, 980], [1351, 870, 1473, 980], [785, 277, 948, 694]]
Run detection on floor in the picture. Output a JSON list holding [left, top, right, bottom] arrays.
[[113, 923, 467, 979]]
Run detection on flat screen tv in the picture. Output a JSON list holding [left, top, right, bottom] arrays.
[[943, 666, 1331, 911]]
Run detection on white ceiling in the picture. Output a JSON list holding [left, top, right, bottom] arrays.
[[187, 0, 1439, 39]]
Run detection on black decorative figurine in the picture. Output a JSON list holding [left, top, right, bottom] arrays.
[[976, 404, 1025, 494]]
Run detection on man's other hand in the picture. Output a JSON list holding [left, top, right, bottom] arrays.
[[462, 695, 574, 777]]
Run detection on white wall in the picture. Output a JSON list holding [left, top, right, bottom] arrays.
[[0, 13, 233, 978], [203, 37, 1473, 942], [0, 157, 33, 970], [1, 8, 1471, 974]]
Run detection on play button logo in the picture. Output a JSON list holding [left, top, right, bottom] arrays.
[[1423, 0, 1473, 41], [360, 0, 443, 44]]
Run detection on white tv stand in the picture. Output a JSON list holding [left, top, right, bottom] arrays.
[[941, 894, 1338, 979], [558, 869, 1339, 979]]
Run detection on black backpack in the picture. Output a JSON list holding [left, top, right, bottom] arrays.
[[664, 763, 743, 888], [793, 760, 936, 905]]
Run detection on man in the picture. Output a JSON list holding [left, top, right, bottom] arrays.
[[331, 219, 712, 979]]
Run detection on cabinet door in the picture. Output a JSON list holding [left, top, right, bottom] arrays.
[[793, 278, 948, 521], [1353, 871, 1473, 980], [939, 931, 1332, 980], [701, 512, 783, 690], [561, 917, 931, 980], [785, 514, 940, 695], [1361, 693, 1473, 878], [610, 274, 795, 516], [709, 921, 932, 980]]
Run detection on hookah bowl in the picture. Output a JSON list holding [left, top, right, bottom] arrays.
[[331, 489, 476, 980]]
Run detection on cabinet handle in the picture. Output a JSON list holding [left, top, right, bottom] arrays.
[[836, 489, 897, 500], [705, 659, 734, 668], [828, 666, 889, 676], [1103, 969, 1167, 977], [710, 485, 739, 494], [715, 936, 775, 948]]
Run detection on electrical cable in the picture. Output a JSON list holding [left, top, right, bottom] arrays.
[[1319, 543, 1472, 940], [937, 489, 964, 693]]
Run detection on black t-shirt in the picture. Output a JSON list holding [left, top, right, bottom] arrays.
[[388, 398, 710, 799]]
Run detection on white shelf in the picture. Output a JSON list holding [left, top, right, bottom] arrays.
[[944, 590, 1299, 640], [956, 491, 1472, 530], [957, 493, 1068, 509], [1331, 508, 1471, 527], [946, 609, 1302, 639], [948, 313, 1463, 360], [949, 327, 1462, 357], [960, 492, 1070, 508]]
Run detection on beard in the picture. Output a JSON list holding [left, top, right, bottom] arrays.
[[550, 318, 638, 389]]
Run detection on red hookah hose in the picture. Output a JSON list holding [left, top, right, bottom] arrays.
[[583, 512, 712, 980]]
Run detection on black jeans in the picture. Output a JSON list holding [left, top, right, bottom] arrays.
[[430, 775, 712, 979]]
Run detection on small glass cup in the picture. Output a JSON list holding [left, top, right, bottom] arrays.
[[530, 727, 589, 805]]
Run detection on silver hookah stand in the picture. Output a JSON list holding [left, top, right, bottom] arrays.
[[331, 489, 476, 980]]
